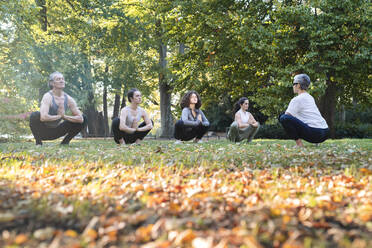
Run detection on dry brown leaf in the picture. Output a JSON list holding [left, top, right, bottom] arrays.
[[14, 234, 28, 245]]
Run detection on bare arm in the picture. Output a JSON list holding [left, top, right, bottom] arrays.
[[248, 113, 259, 127], [62, 97, 83, 123], [119, 108, 136, 134], [40, 94, 62, 122], [137, 110, 153, 132]]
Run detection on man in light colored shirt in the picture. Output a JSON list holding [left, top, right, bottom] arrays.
[[279, 74, 329, 147]]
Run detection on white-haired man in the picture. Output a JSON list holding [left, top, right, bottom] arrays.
[[29, 71, 87, 145]]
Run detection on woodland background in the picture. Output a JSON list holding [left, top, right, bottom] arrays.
[[1, 0, 371, 139]]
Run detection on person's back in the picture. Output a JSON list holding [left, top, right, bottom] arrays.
[[279, 74, 329, 147], [287, 93, 328, 129]]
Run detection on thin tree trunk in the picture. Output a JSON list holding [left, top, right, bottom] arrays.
[[157, 19, 173, 138], [103, 85, 109, 137], [340, 105, 346, 123], [319, 76, 337, 138], [36, 0, 48, 102], [85, 98, 98, 136], [121, 86, 127, 109], [81, 58, 99, 136], [179, 43, 185, 54], [35, 0, 47, 31], [111, 92, 121, 136], [102, 65, 109, 137], [112, 93, 121, 119]]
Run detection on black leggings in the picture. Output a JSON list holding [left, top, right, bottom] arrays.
[[174, 120, 209, 141], [29, 111, 87, 145], [111, 117, 152, 144], [279, 114, 329, 143]]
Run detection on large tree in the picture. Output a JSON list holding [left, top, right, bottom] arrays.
[[166, 0, 371, 135]]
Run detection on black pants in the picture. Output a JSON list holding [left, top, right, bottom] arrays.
[[29, 111, 87, 145], [174, 120, 209, 141], [279, 114, 329, 143], [111, 117, 152, 144]]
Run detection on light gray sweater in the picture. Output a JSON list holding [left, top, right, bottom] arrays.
[[181, 107, 209, 127]]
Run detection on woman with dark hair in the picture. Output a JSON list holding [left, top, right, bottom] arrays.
[[174, 90, 210, 144], [111, 88, 153, 145], [279, 74, 329, 147], [227, 97, 260, 143]]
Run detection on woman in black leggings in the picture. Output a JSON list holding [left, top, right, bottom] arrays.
[[174, 90, 209, 144]]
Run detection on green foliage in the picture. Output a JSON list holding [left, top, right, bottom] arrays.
[[167, 0, 371, 123], [255, 124, 288, 139], [0, 96, 35, 140], [255, 123, 372, 139], [336, 106, 372, 124], [335, 123, 372, 139], [1, 0, 371, 136]]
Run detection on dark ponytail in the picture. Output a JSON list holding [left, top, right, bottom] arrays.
[[233, 97, 249, 117]]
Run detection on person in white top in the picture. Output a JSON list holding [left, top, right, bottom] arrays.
[[111, 88, 153, 145], [227, 97, 260, 143], [279, 74, 329, 147]]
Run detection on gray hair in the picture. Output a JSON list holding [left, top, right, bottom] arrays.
[[293, 74, 311, 90], [48, 71, 63, 89]]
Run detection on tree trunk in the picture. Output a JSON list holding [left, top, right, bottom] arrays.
[[103, 85, 109, 137], [85, 97, 98, 136], [319, 77, 337, 138], [35, 0, 47, 31], [120, 86, 127, 109], [158, 44, 174, 138], [96, 112, 105, 137], [36, 0, 48, 102], [156, 20, 173, 138], [179, 43, 185, 54], [112, 93, 121, 119], [340, 105, 346, 123], [81, 58, 99, 136]]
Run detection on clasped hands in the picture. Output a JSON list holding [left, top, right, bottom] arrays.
[[197, 115, 207, 126], [131, 120, 139, 132], [57, 104, 65, 119]]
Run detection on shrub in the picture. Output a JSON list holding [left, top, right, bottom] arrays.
[[0, 96, 33, 140], [334, 123, 372, 139], [255, 124, 288, 139], [254, 123, 372, 139]]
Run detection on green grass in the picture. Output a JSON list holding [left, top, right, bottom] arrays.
[[0, 138, 371, 247]]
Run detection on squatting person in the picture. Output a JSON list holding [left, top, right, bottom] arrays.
[[174, 90, 210, 144], [279, 74, 329, 147], [227, 97, 260, 143], [29, 71, 87, 145], [111, 88, 153, 145]]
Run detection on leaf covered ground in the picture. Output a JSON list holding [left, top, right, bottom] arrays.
[[0, 139, 371, 248]]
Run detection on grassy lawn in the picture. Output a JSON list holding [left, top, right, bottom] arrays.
[[0, 138, 371, 247]]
